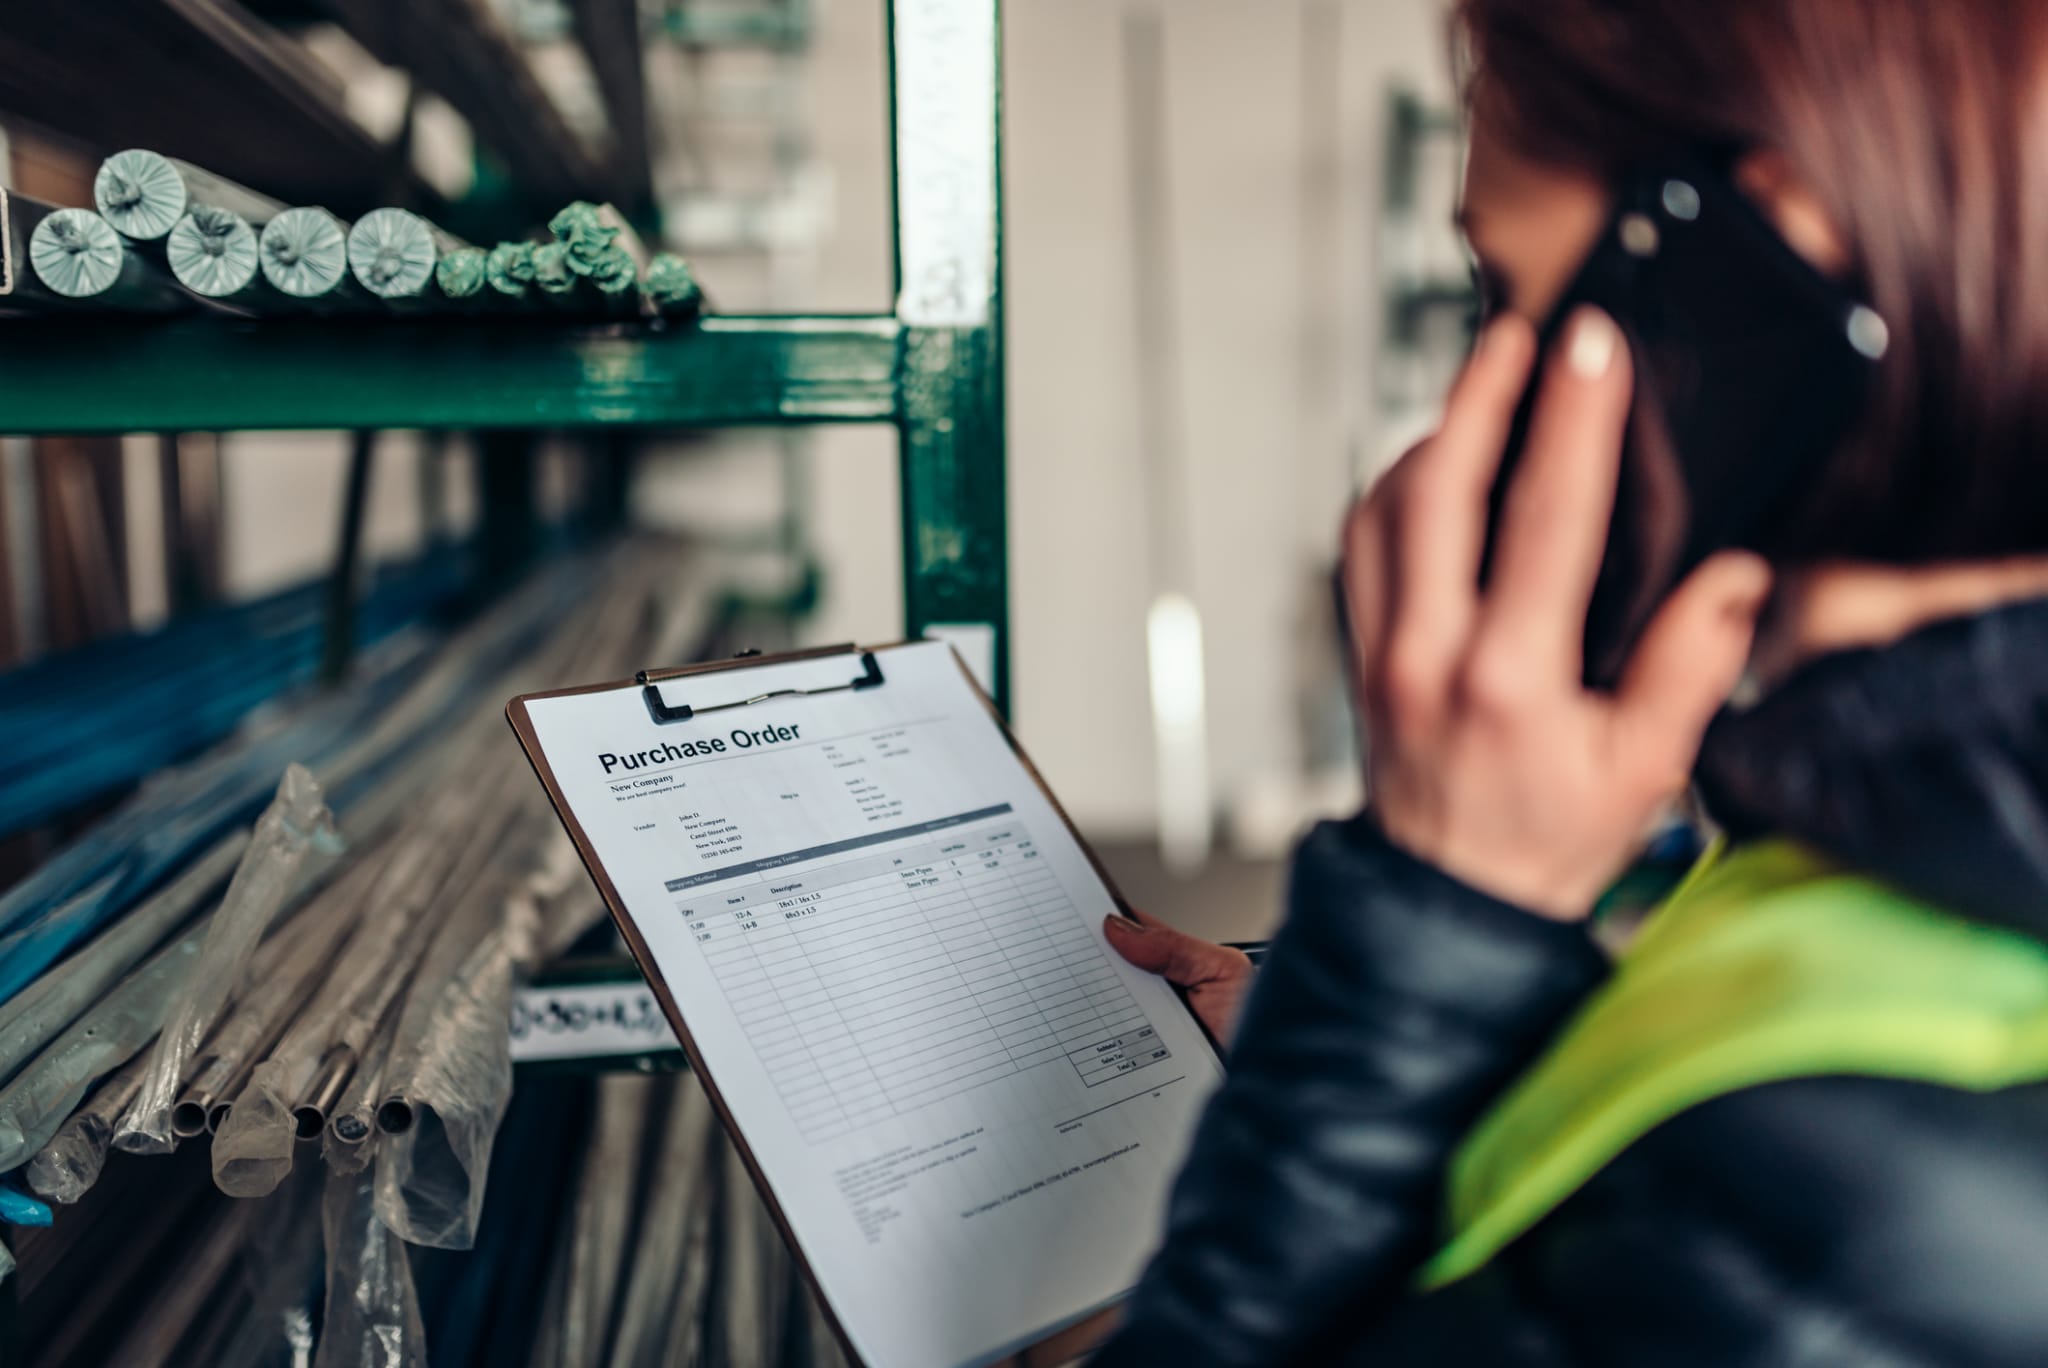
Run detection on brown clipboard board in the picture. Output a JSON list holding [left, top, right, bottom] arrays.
[[507, 640, 1221, 1368]]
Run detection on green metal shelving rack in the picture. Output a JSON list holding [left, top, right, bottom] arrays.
[[0, 0, 1010, 710]]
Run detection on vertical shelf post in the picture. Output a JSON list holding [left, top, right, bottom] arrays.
[[888, 0, 1011, 714]]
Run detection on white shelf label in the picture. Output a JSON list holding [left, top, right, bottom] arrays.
[[509, 980, 680, 1062]]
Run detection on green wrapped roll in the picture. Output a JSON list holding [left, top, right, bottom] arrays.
[[549, 201, 620, 277], [435, 247, 488, 302], [531, 241, 576, 296], [643, 253, 704, 317], [486, 242, 536, 299]]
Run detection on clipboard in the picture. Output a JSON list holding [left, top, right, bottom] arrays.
[[508, 641, 1223, 1368]]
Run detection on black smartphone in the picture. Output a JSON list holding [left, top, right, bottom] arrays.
[[1480, 163, 1888, 687]]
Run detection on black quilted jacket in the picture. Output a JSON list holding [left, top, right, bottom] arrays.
[[1094, 600, 2048, 1367]]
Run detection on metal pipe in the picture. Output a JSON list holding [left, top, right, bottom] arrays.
[[0, 910, 216, 1170], [94, 149, 283, 243], [166, 205, 260, 300], [117, 763, 338, 1154], [22, 1047, 152, 1204], [258, 206, 375, 307], [346, 208, 470, 302], [434, 246, 488, 307], [156, 860, 374, 1147], [293, 1042, 356, 1138], [644, 253, 703, 318], [0, 831, 245, 1086], [4, 196, 187, 312], [486, 241, 536, 301]]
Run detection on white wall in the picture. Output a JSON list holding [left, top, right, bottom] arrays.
[[973, 0, 1451, 839]]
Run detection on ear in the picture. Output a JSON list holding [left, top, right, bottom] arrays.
[[1734, 148, 1852, 277]]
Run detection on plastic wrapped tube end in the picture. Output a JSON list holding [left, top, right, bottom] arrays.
[[211, 1062, 298, 1198], [531, 242, 576, 296], [347, 208, 437, 299], [486, 242, 535, 297], [435, 247, 487, 299], [548, 201, 619, 274], [30, 210, 125, 298], [24, 1111, 110, 1204], [167, 206, 260, 297], [260, 208, 349, 297], [95, 149, 187, 240], [644, 254, 702, 314]]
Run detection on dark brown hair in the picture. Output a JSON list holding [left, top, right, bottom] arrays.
[[1456, 0, 2048, 563]]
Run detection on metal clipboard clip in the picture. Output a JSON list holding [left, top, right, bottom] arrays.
[[635, 648, 886, 726]]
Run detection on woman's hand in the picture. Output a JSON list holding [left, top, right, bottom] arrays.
[[1104, 911, 1254, 1046], [1346, 310, 1772, 920]]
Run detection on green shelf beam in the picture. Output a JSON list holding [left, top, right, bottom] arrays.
[[0, 315, 902, 433]]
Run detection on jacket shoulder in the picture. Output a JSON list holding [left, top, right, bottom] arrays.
[[1507, 1075, 2048, 1365]]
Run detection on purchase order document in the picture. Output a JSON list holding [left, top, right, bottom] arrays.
[[518, 641, 1223, 1368]]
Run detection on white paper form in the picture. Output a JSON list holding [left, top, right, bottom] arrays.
[[520, 641, 1223, 1368]]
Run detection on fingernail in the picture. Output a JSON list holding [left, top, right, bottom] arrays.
[[1565, 309, 1618, 378], [1104, 916, 1147, 936]]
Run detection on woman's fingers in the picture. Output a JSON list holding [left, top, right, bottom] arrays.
[[1103, 912, 1249, 987], [1341, 491, 1393, 704], [1612, 550, 1773, 792], [1479, 309, 1634, 672], [1382, 316, 1538, 696]]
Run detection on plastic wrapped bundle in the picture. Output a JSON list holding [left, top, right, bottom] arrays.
[[315, 1166, 426, 1368], [0, 831, 243, 1087], [164, 873, 362, 1143], [93, 149, 282, 243], [347, 208, 470, 303], [0, 912, 213, 1169], [120, 764, 338, 1155], [23, 1049, 151, 1204], [372, 900, 528, 1248]]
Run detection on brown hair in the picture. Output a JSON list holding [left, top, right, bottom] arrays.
[[1456, 0, 2048, 562]]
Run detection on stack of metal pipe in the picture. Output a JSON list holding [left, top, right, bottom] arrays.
[[0, 145, 712, 321], [0, 538, 835, 1365]]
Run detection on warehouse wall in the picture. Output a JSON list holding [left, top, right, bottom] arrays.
[[793, 0, 1456, 844]]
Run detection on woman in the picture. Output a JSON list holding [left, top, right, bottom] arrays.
[[1091, 1, 2048, 1363]]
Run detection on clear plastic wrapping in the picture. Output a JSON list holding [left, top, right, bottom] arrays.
[[315, 1167, 426, 1368], [371, 912, 524, 1249], [0, 831, 244, 1087], [0, 908, 214, 1169], [25, 1047, 151, 1203], [150, 887, 360, 1150], [122, 764, 337, 1154]]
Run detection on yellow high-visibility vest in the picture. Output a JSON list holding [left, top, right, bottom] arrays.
[[1422, 839, 2048, 1289]]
